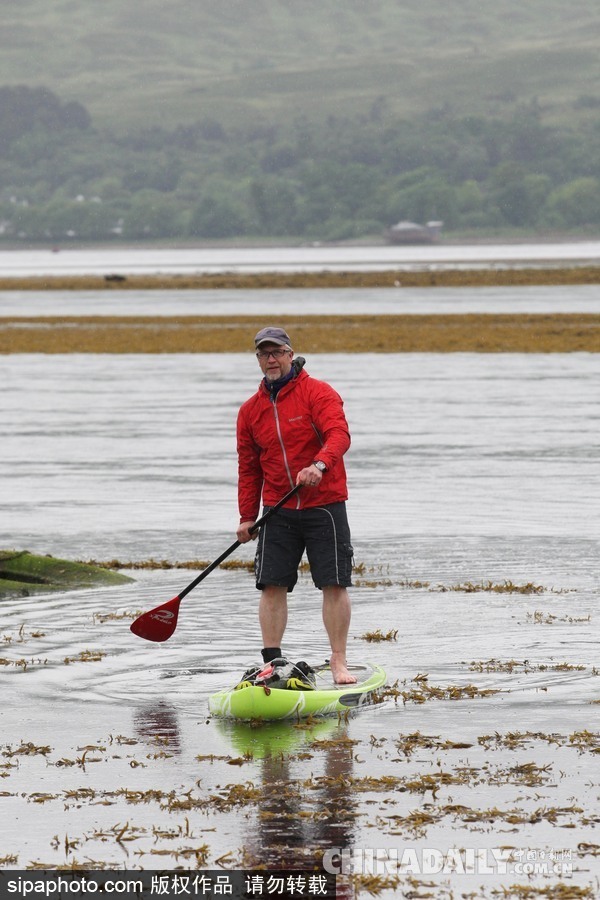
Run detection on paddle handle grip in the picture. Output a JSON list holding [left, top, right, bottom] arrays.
[[178, 483, 301, 601]]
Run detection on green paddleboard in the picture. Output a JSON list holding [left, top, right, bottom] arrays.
[[208, 663, 386, 721]]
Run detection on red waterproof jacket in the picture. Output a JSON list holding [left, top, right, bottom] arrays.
[[237, 367, 351, 522]]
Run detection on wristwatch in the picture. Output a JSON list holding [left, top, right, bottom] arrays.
[[313, 460, 327, 473]]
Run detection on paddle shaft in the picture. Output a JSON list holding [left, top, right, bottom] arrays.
[[177, 483, 301, 602]]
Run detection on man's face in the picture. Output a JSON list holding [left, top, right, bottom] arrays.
[[256, 342, 294, 382]]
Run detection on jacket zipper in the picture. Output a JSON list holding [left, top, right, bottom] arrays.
[[272, 394, 301, 508]]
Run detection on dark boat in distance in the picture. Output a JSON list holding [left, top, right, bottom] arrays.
[[384, 219, 443, 244]]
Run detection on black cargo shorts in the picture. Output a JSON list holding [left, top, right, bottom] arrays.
[[254, 502, 354, 592]]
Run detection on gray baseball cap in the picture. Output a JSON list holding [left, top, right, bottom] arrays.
[[254, 326, 292, 348]]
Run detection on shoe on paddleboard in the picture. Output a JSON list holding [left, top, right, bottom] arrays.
[[289, 660, 317, 690], [234, 658, 316, 692]]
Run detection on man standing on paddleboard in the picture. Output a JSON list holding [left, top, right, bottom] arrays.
[[236, 325, 357, 685]]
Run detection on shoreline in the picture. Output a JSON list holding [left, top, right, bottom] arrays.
[[0, 231, 598, 251], [2, 313, 599, 353], [0, 265, 599, 291]]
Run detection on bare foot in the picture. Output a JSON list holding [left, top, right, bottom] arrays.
[[330, 652, 357, 684]]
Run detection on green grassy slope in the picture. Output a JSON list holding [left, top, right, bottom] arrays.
[[1, 0, 599, 130]]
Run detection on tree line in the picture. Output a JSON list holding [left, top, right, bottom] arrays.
[[1, 85, 599, 242]]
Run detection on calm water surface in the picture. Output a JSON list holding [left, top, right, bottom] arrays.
[[3, 352, 598, 558], [1, 240, 600, 276], [1, 345, 598, 888], [2, 283, 600, 317]]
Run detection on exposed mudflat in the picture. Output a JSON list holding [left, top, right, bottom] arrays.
[[0, 265, 599, 293], [2, 313, 600, 353]]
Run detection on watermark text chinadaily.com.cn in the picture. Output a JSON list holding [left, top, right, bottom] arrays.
[[323, 846, 573, 878]]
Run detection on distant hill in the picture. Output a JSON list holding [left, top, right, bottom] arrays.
[[1, 0, 599, 131], [1, 1, 599, 242]]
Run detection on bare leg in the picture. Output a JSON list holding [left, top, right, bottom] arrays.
[[322, 585, 357, 684], [259, 585, 288, 650]]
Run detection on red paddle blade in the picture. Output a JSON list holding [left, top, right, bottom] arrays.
[[130, 596, 181, 642]]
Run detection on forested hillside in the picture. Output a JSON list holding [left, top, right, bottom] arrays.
[[1, 1, 599, 242]]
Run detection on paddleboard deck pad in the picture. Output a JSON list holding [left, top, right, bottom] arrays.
[[209, 660, 386, 721]]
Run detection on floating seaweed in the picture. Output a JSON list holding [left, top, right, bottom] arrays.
[[395, 732, 473, 758], [2, 742, 52, 757], [527, 611, 591, 625], [442, 580, 545, 594], [467, 659, 587, 673], [359, 629, 398, 643], [379, 678, 499, 705], [64, 650, 106, 665], [490, 883, 594, 898]]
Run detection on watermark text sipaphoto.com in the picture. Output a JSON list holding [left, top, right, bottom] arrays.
[[323, 846, 573, 878]]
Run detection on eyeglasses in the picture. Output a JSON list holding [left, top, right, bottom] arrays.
[[256, 347, 290, 360]]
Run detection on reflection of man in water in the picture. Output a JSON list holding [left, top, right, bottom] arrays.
[[133, 701, 182, 753], [239, 724, 356, 898]]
